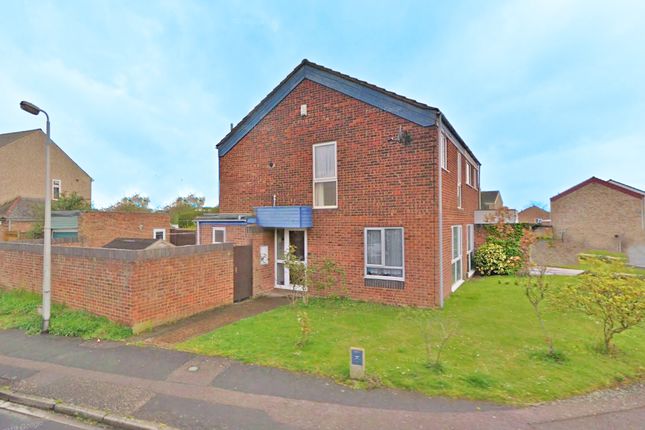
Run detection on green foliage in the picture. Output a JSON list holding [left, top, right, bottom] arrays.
[[164, 194, 207, 227], [282, 246, 346, 304], [476, 216, 533, 276], [0, 289, 131, 340], [474, 243, 515, 275], [519, 268, 561, 360], [178, 276, 645, 404], [107, 194, 151, 212], [52, 192, 91, 211], [296, 310, 311, 348], [558, 257, 645, 353]]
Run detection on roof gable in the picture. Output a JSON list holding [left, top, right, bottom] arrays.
[[217, 60, 479, 164], [1, 129, 93, 181], [551, 177, 645, 202], [0, 129, 40, 150]]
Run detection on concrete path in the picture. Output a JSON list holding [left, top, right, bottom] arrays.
[[134, 295, 290, 346], [1, 330, 643, 429], [530, 267, 585, 276]]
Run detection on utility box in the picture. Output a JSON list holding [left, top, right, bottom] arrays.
[[349, 347, 365, 379]]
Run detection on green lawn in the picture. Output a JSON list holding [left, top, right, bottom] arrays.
[[0, 289, 132, 340], [557, 250, 645, 276], [178, 276, 645, 404]]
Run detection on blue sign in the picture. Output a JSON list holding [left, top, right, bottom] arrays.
[[351, 349, 363, 366]]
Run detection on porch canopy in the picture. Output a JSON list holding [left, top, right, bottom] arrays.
[[254, 206, 312, 229]]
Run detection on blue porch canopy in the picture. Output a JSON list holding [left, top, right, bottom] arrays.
[[254, 206, 312, 229]]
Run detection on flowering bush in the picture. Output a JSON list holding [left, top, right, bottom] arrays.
[[474, 243, 513, 275]]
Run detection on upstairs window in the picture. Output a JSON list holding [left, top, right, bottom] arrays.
[[313, 142, 337, 208], [466, 162, 472, 186], [440, 133, 448, 170], [52, 179, 61, 200], [365, 227, 404, 280], [153, 228, 166, 240]]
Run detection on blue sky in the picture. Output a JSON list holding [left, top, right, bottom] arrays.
[[1, 0, 643, 210]]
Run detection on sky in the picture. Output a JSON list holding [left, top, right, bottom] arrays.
[[1, 0, 644, 210]]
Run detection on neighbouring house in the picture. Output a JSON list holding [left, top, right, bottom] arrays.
[[196, 59, 482, 307], [0, 129, 92, 203], [0, 197, 43, 240], [480, 191, 504, 210], [0, 129, 92, 238], [52, 211, 171, 247], [103, 237, 174, 250], [551, 177, 645, 256], [518, 205, 551, 225], [474, 190, 518, 224]]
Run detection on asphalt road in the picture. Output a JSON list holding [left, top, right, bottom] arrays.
[[0, 407, 104, 430]]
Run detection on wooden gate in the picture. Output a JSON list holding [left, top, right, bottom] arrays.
[[233, 245, 253, 302]]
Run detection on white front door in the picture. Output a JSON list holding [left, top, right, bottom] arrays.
[[275, 228, 307, 289]]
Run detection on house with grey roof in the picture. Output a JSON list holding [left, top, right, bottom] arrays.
[[0, 129, 92, 240]]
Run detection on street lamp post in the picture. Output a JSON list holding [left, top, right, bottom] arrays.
[[20, 101, 52, 333]]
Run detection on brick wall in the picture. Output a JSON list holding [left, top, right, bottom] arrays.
[[0, 242, 234, 331], [439, 131, 479, 301], [218, 78, 479, 307], [198, 223, 274, 296], [78, 212, 171, 248], [551, 182, 645, 252]]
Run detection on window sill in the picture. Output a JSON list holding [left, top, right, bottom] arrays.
[[365, 278, 404, 290], [313, 206, 338, 210], [451, 279, 465, 292]]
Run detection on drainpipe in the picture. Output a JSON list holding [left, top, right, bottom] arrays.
[[437, 113, 445, 309], [196, 221, 200, 245]]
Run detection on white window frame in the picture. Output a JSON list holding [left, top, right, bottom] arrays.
[[153, 228, 166, 240], [212, 227, 226, 244], [312, 141, 338, 209], [457, 153, 462, 209], [467, 224, 475, 276], [52, 179, 62, 200], [466, 162, 472, 186], [440, 133, 448, 170], [473, 167, 479, 190], [451, 225, 463, 291], [364, 227, 405, 281], [275, 228, 308, 289]]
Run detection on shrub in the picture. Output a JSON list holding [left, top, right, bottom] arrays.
[[474, 243, 512, 275], [558, 257, 644, 353]]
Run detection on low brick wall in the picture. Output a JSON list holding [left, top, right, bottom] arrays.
[[0, 242, 234, 332]]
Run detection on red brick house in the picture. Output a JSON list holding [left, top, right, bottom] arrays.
[[197, 60, 481, 307], [551, 177, 645, 255]]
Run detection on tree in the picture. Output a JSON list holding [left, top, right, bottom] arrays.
[[164, 194, 206, 228], [107, 194, 151, 212], [519, 267, 559, 359], [52, 192, 91, 211], [27, 192, 91, 238], [561, 257, 644, 353]]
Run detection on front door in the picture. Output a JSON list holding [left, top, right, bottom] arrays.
[[275, 228, 307, 289]]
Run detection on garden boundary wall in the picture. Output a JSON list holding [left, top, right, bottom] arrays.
[[0, 241, 234, 332]]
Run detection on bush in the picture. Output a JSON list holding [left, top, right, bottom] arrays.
[[474, 243, 514, 275]]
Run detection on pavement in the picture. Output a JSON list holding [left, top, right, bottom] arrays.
[[0, 330, 644, 430]]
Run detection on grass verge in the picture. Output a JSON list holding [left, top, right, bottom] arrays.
[[178, 276, 644, 404], [0, 289, 131, 340]]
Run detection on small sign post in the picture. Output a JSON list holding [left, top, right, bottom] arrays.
[[349, 347, 365, 380]]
